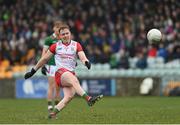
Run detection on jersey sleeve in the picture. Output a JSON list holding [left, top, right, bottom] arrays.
[[49, 43, 57, 54], [77, 42, 83, 52], [44, 37, 51, 47]]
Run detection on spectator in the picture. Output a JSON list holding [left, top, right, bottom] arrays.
[[136, 53, 147, 69], [0, 0, 179, 68], [157, 43, 168, 62]]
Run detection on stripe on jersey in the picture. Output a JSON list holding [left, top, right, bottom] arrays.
[[49, 43, 57, 54], [77, 42, 83, 52]]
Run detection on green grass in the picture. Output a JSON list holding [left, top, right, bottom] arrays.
[[0, 97, 180, 124]]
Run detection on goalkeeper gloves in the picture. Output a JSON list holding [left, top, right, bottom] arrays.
[[41, 66, 47, 75], [85, 61, 91, 69], [24, 68, 36, 79]]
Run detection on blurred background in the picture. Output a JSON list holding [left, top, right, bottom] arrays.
[[0, 0, 179, 98]]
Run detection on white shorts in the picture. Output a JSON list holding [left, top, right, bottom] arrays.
[[45, 65, 57, 77]]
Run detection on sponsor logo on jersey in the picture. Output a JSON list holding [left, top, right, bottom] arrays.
[[57, 47, 62, 50]]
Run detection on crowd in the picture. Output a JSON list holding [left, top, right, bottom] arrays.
[[0, 0, 179, 69]]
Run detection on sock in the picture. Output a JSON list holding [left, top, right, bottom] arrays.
[[48, 101, 53, 110], [55, 100, 59, 105], [82, 92, 91, 101], [53, 108, 60, 115]]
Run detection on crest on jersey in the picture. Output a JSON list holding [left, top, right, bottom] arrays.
[[72, 42, 76, 46]]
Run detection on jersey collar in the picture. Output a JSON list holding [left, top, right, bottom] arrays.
[[62, 40, 71, 46], [53, 33, 57, 38]]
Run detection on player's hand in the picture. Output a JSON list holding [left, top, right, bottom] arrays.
[[85, 61, 91, 69], [24, 68, 36, 79], [41, 66, 47, 75]]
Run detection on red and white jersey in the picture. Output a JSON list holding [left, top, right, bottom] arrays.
[[49, 40, 83, 71]]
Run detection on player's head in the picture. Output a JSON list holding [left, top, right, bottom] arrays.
[[53, 21, 63, 36], [59, 23, 71, 43]]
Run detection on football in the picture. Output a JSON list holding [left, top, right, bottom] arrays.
[[147, 29, 162, 43]]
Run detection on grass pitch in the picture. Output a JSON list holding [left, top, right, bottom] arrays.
[[0, 96, 180, 124]]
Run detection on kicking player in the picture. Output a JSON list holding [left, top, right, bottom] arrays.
[[24, 23, 103, 119]]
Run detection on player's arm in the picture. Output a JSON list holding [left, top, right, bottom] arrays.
[[24, 43, 57, 79], [41, 46, 49, 75], [41, 37, 51, 75], [42, 46, 49, 56], [78, 51, 88, 64], [24, 51, 53, 79], [77, 42, 91, 69], [34, 50, 53, 71]]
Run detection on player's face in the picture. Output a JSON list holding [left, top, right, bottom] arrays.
[[53, 27, 60, 36], [59, 28, 71, 43]]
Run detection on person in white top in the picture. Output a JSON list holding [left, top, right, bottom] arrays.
[[24, 23, 103, 119]]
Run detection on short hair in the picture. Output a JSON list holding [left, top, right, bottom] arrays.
[[53, 21, 63, 28], [59, 23, 70, 32]]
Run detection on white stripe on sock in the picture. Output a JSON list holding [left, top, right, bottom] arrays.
[[48, 105, 53, 110]]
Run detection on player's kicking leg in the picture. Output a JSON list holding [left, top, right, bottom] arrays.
[[61, 72, 103, 107]]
